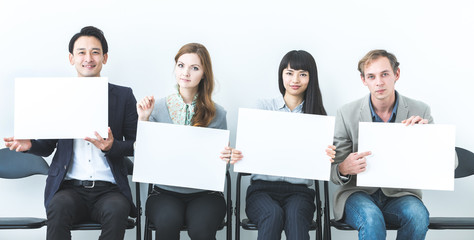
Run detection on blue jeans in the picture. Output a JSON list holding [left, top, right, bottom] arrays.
[[343, 189, 429, 240]]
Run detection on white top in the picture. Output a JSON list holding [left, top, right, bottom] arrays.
[[65, 139, 116, 183]]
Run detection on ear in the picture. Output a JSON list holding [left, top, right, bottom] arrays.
[[102, 53, 108, 64], [394, 68, 400, 83], [361, 74, 368, 86], [69, 53, 74, 65]]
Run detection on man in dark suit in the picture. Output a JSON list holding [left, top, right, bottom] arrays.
[[4, 26, 138, 240]]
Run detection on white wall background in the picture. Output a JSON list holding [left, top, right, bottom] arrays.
[[1, 0, 474, 239]]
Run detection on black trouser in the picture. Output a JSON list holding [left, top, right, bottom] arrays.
[[145, 187, 226, 240], [46, 183, 130, 240], [246, 180, 316, 240]]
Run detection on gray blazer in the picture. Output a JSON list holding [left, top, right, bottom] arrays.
[[330, 93, 433, 221], [149, 97, 227, 194]]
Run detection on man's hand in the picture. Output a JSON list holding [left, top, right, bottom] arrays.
[[3, 137, 32, 152], [402, 115, 428, 125], [338, 151, 372, 176], [85, 127, 114, 152]]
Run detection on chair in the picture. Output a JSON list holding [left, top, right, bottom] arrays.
[[70, 157, 141, 240], [322, 147, 473, 239], [235, 173, 323, 240], [143, 171, 232, 240], [0, 148, 49, 230], [428, 147, 474, 230]]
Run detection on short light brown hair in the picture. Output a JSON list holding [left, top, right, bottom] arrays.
[[358, 50, 399, 77]]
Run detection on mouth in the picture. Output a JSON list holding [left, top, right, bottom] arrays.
[[82, 64, 96, 69], [375, 89, 385, 94], [290, 85, 301, 90], [180, 78, 191, 82]]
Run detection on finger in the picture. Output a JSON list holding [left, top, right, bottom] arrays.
[[16, 144, 22, 152], [232, 149, 241, 155], [357, 151, 372, 159], [4, 137, 14, 142], [107, 127, 113, 140], [94, 131, 103, 140], [421, 119, 428, 124], [328, 145, 336, 150], [329, 158, 335, 163]]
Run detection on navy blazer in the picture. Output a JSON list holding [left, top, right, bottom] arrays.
[[28, 83, 138, 217]]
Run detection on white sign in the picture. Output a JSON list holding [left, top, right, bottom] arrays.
[[233, 108, 335, 181], [14, 77, 108, 139], [357, 122, 456, 191], [133, 121, 230, 192]]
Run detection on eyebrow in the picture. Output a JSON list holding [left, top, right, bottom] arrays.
[[75, 48, 102, 51], [178, 61, 201, 67]]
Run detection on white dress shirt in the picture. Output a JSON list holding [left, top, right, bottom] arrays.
[[65, 139, 116, 183]]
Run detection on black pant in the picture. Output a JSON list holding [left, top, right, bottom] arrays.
[[46, 184, 130, 240], [145, 187, 226, 240]]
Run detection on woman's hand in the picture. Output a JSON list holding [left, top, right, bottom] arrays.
[[137, 96, 155, 121], [326, 145, 336, 163], [220, 146, 243, 164]]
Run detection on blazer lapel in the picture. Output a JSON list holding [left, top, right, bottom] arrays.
[[395, 94, 409, 123], [108, 83, 116, 128], [359, 94, 373, 122]]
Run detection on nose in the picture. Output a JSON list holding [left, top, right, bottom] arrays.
[[291, 74, 300, 83], [182, 67, 190, 77], [84, 52, 92, 62], [375, 76, 383, 86]]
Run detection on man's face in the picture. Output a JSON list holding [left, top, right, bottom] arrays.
[[69, 36, 108, 77], [361, 57, 399, 101]]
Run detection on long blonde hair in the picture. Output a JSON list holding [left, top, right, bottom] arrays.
[[175, 43, 216, 127]]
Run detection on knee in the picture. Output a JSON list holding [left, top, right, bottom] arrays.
[[400, 201, 430, 229], [258, 206, 285, 226], [101, 198, 130, 223], [359, 207, 385, 231]]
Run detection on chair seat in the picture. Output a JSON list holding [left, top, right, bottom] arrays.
[[330, 219, 398, 230], [71, 218, 136, 230], [429, 217, 474, 229], [242, 218, 318, 231], [0, 217, 47, 229]]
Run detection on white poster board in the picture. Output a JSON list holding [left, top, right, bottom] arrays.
[[233, 108, 335, 181], [133, 121, 230, 192], [14, 77, 108, 139], [357, 122, 456, 191]]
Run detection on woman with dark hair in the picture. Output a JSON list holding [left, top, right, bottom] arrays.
[[226, 50, 335, 240], [137, 43, 227, 240]]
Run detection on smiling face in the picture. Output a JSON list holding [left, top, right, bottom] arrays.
[[69, 36, 108, 77], [361, 56, 399, 103], [175, 53, 204, 92], [282, 65, 310, 99]]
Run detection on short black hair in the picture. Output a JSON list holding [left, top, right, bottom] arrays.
[[278, 50, 327, 115], [68, 26, 108, 54]]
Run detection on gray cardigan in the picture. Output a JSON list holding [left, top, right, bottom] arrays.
[[149, 97, 227, 194]]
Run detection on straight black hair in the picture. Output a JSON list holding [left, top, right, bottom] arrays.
[[278, 50, 327, 115], [68, 26, 108, 54]]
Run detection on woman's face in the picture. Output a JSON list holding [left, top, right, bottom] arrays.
[[175, 53, 204, 91], [282, 64, 309, 99]]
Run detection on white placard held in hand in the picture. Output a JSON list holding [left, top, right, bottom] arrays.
[[233, 108, 335, 181], [357, 122, 456, 191], [133, 121, 230, 192], [14, 77, 108, 139]]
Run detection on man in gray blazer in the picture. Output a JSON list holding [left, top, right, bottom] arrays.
[[330, 49, 430, 240]]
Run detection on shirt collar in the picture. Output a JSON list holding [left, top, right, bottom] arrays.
[[277, 95, 304, 113], [369, 91, 399, 122]]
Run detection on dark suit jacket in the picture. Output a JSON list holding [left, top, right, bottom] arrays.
[[28, 83, 138, 217]]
